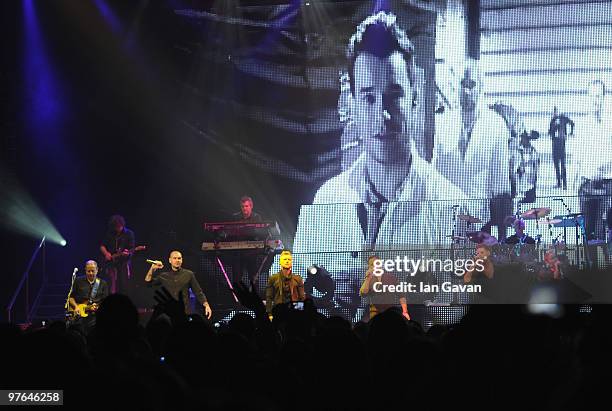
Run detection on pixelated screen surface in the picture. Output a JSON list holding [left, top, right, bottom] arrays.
[[173, 1, 612, 320]]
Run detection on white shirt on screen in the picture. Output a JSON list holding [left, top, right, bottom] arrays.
[[574, 108, 612, 183], [291, 152, 467, 275], [433, 104, 511, 222]]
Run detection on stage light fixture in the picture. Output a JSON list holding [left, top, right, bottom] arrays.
[[305, 265, 336, 308]]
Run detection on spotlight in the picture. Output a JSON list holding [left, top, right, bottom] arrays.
[[0, 166, 66, 246], [60, 240, 67, 247], [304, 265, 336, 308]]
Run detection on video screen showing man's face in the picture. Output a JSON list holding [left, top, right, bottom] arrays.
[[354, 51, 414, 165]]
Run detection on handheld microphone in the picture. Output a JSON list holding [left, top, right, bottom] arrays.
[[146, 259, 163, 265], [72, 267, 78, 277]]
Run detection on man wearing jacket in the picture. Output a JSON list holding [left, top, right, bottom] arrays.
[[265, 250, 305, 317]]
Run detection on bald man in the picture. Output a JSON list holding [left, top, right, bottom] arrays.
[[145, 251, 212, 319], [433, 59, 511, 239]]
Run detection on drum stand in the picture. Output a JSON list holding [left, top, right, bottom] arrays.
[[555, 198, 589, 268]]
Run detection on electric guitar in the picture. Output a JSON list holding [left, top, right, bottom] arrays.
[[110, 245, 147, 262], [67, 302, 99, 319], [102, 245, 147, 272]]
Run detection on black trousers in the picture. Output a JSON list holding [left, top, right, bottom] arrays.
[[552, 138, 567, 188], [105, 262, 131, 295], [483, 195, 513, 242]]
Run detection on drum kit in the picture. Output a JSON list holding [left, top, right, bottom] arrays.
[[450, 205, 589, 268]]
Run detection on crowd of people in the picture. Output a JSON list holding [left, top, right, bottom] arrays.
[[3, 282, 612, 410]]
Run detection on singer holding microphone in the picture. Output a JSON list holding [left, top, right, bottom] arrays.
[[145, 250, 212, 319]]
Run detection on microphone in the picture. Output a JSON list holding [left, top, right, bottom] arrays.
[[146, 259, 163, 265], [72, 267, 78, 277]]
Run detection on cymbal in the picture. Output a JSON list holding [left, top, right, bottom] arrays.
[[458, 214, 482, 224], [466, 231, 498, 246], [538, 218, 562, 225], [521, 207, 551, 219], [446, 235, 468, 241]]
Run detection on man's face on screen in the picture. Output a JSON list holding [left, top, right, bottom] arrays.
[[460, 68, 480, 112], [353, 51, 413, 165]]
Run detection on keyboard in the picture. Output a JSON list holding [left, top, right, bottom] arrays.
[[203, 221, 277, 232], [201, 239, 284, 252]]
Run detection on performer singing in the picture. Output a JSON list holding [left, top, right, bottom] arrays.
[[539, 249, 562, 280], [265, 250, 305, 317], [100, 215, 135, 294], [463, 244, 494, 284], [68, 260, 109, 334], [145, 251, 212, 319], [360, 255, 409, 321]]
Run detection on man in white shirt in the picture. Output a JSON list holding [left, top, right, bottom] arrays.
[[576, 80, 612, 241], [291, 12, 467, 319], [433, 59, 511, 239]]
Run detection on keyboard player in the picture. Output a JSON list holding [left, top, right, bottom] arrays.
[[233, 195, 263, 224], [231, 196, 266, 289]]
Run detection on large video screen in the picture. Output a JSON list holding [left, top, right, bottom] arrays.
[[172, 1, 612, 320]]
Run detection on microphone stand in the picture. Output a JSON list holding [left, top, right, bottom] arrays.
[[449, 205, 460, 304], [64, 268, 78, 317], [449, 205, 459, 262]]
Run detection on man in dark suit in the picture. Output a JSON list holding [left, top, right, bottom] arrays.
[[548, 106, 574, 190]]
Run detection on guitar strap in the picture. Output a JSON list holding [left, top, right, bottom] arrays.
[[89, 278, 101, 302]]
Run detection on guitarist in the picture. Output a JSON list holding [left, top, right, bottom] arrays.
[[100, 214, 136, 294], [68, 260, 109, 334]]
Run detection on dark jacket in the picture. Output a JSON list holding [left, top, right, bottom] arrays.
[[71, 276, 109, 304], [148, 268, 208, 314], [549, 114, 574, 140], [265, 270, 305, 313]]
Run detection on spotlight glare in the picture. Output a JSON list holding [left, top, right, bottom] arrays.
[[308, 265, 318, 275], [60, 240, 67, 247], [1, 166, 66, 246]]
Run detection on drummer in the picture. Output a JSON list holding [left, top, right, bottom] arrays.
[[504, 218, 536, 245]]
